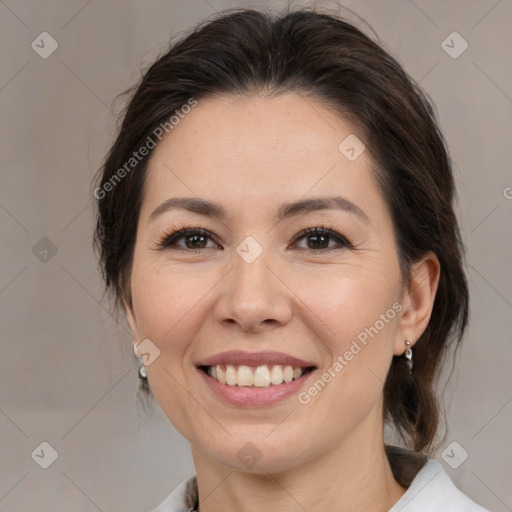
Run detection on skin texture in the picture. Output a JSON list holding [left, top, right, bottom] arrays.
[[125, 93, 440, 512]]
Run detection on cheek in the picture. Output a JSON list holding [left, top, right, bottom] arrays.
[[292, 263, 400, 348], [294, 265, 399, 407], [129, 264, 213, 437], [130, 260, 216, 342]]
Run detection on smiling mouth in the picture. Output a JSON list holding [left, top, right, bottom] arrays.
[[199, 364, 316, 387]]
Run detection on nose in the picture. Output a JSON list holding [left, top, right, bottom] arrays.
[[214, 245, 293, 334]]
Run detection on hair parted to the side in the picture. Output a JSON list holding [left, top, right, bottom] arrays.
[[93, 6, 469, 455]]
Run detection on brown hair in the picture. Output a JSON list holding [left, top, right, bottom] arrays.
[[93, 6, 469, 454]]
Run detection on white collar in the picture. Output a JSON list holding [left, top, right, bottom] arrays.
[[388, 456, 489, 511]]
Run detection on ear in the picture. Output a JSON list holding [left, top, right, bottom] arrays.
[[394, 251, 441, 356], [123, 297, 141, 342]]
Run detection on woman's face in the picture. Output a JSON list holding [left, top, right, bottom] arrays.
[[126, 93, 416, 472]]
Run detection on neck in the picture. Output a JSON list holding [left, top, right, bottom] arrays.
[[190, 413, 408, 512]]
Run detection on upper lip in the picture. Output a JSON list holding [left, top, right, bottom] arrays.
[[196, 350, 316, 368]]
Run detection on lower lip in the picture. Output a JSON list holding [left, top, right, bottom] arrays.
[[197, 367, 316, 406]]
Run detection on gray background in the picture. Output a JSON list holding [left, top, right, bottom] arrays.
[[1, 0, 511, 510]]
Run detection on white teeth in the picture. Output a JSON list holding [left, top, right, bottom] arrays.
[[253, 366, 271, 387], [270, 365, 283, 385], [237, 365, 253, 386], [283, 365, 294, 383], [216, 365, 226, 384], [206, 364, 307, 387], [225, 364, 237, 386]]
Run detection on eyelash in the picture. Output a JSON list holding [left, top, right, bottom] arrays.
[[154, 223, 354, 254]]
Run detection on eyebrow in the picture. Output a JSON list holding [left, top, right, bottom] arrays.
[[148, 196, 370, 225]]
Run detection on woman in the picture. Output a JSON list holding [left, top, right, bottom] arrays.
[[93, 7, 491, 512]]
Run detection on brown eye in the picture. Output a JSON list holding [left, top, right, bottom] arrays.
[[293, 227, 353, 252], [158, 228, 220, 251]]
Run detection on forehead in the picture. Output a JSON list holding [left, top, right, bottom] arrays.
[[142, 93, 384, 223]]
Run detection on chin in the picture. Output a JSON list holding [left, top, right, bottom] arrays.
[[194, 432, 310, 474]]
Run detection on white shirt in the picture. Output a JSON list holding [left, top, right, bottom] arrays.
[[149, 456, 490, 512]]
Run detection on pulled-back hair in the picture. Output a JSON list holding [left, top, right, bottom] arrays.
[[93, 6, 469, 455]]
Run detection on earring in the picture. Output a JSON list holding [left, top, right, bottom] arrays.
[[404, 340, 413, 374], [133, 343, 148, 380]]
